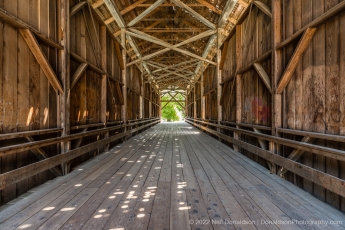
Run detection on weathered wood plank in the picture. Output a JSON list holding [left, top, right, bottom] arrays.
[[253, 1, 272, 18], [20, 29, 63, 94], [187, 120, 345, 198], [70, 1, 88, 17], [71, 63, 88, 89], [276, 28, 317, 94], [253, 62, 272, 93]]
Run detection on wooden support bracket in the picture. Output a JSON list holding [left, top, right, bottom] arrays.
[[25, 137, 62, 177], [20, 29, 64, 94], [253, 1, 272, 18], [71, 63, 88, 89], [120, 0, 147, 15], [115, 41, 125, 70], [253, 63, 272, 93], [115, 82, 125, 105], [276, 28, 317, 94], [279, 136, 316, 176], [70, 1, 88, 17]]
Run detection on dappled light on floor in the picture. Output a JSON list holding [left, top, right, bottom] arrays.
[[2, 123, 344, 230]]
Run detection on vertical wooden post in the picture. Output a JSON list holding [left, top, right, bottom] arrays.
[[121, 29, 127, 130], [201, 72, 205, 120], [100, 25, 108, 152], [149, 88, 152, 118], [140, 64, 144, 119], [193, 84, 197, 118], [185, 91, 188, 118], [59, 0, 70, 175], [234, 25, 242, 152], [271, 0, 283, 174], [158, 90, 161, 118], [217, 29, 222, 126]]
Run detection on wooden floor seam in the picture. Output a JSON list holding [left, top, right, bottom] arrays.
[[0, 122, 344, 230]]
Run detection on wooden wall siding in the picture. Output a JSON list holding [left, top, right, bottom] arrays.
[[0, 0, 160, 207], [187, 92, 194, 118], [151, 92, 159, 118], [126, 66, 142, 120], [0, 0, 59, 205], [280, 0, 345, 210], [222, 35, 237, 82], [221, 34, 237, 122], [143, 83, 150, 118], [203, 67, 218, 120], [186, 0, 345, 212], [195, 83, 201, 118], [107, 81, 122, 122]]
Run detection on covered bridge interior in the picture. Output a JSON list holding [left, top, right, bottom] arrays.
[[0, 0, 345, 229]]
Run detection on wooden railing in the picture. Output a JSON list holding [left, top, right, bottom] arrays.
[[0, 118, 160, 190], [185, 117, 345, 198]]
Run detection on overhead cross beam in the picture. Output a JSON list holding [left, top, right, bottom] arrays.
[[92, 0, 159, 86], [125, 29, 216, 66], [170, 0, 216, 30], [192, 0, 239, 85], [102, 0, 125, 28], [126, 29, 217, 66], [152, 59, 198, 73], [127, 0, 166, 27], [120, 0, 147, 15]]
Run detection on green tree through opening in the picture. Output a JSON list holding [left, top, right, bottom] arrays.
[[161, 93, 185, 121]]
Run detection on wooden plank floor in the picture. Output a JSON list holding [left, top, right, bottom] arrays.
[[0, 122, 344, 230]]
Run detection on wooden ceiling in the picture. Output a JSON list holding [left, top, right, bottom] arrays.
[[89, 0, 249, 92]]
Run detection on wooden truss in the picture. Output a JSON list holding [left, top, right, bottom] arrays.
[[87, 0, 247, 92]]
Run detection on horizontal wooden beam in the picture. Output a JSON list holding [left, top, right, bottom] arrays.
[[70, 52, 105, 75], [276, 28, 317, 94], [136, 3, 211, 7], [127, 29, 217, 65], [279, 136, 316, 176], [161, 100, 185, 102], [143, 29, 207, 33], [0, 119, 159, 157], [104, 17, 115, 25], [0, 8, 63, 49], [120, 0, 147, 15], [25, 137, 62, 177], [191, 119, 345, 162], [92, 0, 104, 9], [221, 121, 272, 131], [186, 119, 345, 198], [0, 128, 62, 141], [278, 128, 345, 143], [0, 120, 160, 191], [20, 29, 64, 94], [276, 1, 345, 49], [237, 49, 272, 74]]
